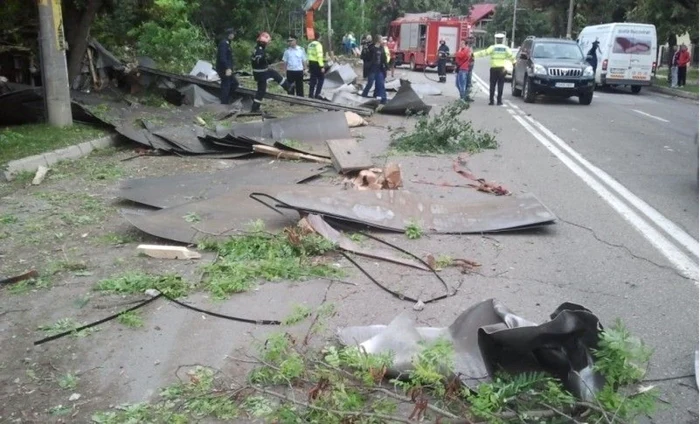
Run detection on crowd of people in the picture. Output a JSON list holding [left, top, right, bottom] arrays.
[[215, 27, 483, 113]]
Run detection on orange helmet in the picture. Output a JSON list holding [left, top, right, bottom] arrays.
[[257, 32, 271, 44]]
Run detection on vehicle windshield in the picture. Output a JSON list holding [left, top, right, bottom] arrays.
[[532, 43, 583, 60]]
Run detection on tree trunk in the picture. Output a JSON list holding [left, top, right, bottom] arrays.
[[64, 0, 104, 84]]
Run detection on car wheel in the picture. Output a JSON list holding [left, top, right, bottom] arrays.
[[511, 76, 522, 97], [410, 56, 416, 72], [631, 85, 642, 94], [579, 92, 593, 105], [523, 76, 535, 103]]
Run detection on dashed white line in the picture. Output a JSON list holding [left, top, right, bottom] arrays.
[[632, 109, 670, 123], [471, 73, 698, 280]]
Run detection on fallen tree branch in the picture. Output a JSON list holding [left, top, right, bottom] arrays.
[[250, 386, 415, 424]]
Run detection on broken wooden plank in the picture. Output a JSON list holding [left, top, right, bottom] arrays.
[[326, 139, 373, 174], [31, 166, 49, 185], [137, 244, 202, 260], [253, 145, 332, 164]]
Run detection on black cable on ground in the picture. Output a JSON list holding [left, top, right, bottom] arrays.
[[34, 293, 163, 346], [249, 192, 456, 305], [160, 292, 281, 325]]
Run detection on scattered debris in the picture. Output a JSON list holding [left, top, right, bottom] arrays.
[[0, 270, 40, 287], [304, 214, 430, 271], [380, 80, 432, 115], [253, 145, 331, 164], [344, 111, 368, 128], [137, 245, 202, 260], [264, 186, 556, 234], [327, 139, 373, 174], [453, 155, 511, 195], [383, 163, 403, 189], [337, 299, 606, 401], [68, 393, 82, 402], [31, 166, 50, 185]]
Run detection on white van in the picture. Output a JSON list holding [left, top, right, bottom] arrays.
[[577, 23, 657, 93]]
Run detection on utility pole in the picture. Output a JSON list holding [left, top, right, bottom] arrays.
[[37, 0, 73, 127], [327, 0, 333, 54], [565, 0, 575, 39], [510, 0, 518, 48]]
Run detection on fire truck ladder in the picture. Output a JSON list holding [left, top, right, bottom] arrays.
[[459, 20, 470, 42]]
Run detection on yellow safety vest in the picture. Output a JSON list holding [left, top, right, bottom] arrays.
[[474, 43, 515, 68], [307, 41, 324, 66]]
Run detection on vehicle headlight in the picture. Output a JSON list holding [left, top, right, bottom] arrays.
[[533, 64, 547, 76], [583, 66, 594, 77]]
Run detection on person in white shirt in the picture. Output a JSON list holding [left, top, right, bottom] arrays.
[[282, 35, 307, 97]]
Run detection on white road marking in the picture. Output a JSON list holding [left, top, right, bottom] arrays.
[[632, 109, 670, 123], [471, 73, 698, 280]]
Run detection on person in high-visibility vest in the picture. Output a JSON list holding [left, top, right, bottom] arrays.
[[307, 32, 325, 99], [473, 33, 515, 106]]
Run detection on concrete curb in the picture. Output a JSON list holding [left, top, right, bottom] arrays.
[[2, 133, 122, 181], [647, 85, 699, 101]]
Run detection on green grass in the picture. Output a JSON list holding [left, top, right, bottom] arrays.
[[652, 76, 699, 94], [118, 311, 145, 328], [0, 123, 108, 166], [655, 66, 699, 80], [94, 272, 192, 298]]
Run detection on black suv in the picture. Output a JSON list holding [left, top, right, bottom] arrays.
[[511, 37, 595, 105]]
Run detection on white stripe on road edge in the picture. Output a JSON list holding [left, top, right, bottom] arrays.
[[503, 108, 699, 281], [497, 85, 699, 260], [471, 73, 698, 280], [477, 74, 699, 258], [632, 109, 670, 123]]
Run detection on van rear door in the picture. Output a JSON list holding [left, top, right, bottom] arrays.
[[610, 25, 655, 84]]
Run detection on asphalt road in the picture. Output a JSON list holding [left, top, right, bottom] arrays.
[[394, 61, 698, 423]]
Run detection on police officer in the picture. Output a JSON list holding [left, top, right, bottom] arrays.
[[437, 39, 450, 83], [473, 33, 515, 106], [307, 31, 325, 99], [215, 28, 239, 104], [251, 32, 291, 113]]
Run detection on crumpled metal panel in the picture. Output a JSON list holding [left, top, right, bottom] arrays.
[[118, 160, 327, 209], [337, 299, 605, 401], [269, 186, 557, 234], [385, 79, 442, 96], [270, 110, 351, 143], [331, 91, 380, 109], [179, 84, 220, 107], [324, 64, 358, 90], [306, 214, 430, 271], [122, 186, 304, 243], [380, 80, 432, 115]]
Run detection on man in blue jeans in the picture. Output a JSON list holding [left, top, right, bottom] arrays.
[[361, 35, 388, 104], [455, 39, 472, 100]]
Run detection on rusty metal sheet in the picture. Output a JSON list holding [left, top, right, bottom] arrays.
[[306, 214, 429, 270], [266, 187, 557, 233], [118, 160, 328, 209], [122, 186, 302, 244], [380, 80, 432, 115]]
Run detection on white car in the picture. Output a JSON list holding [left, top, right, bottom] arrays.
[[504, 48, 519, 81]]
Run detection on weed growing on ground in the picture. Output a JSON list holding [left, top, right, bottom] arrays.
[[8, 276, 52, 295], [0, 214, 17, 224], [198, 228, 342, 300], [348, 232, 367, 243], [282, 305, 313, 325], [58, 372, 79, 390], [405, 221, 423, 240], [248, 333, 306, 385], [38, 318, 95, 338], [393, 338, 455, 397], [390, 101, 498, 154], [49, 405, 72, 416], [118, 311, 145, 328], [435, 255, 454, 269], [183, 212, 201, 223], [94, 272, 192, 298]]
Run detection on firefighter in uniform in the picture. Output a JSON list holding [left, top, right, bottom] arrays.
[[437, 39, 450, 83], [215, 28, 239, 104], [307, 32, 325, 99], [251, 32, 291, 113], [473, 33, 515, 106]]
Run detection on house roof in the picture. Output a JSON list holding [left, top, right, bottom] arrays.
[[469, 3, 497, 23]]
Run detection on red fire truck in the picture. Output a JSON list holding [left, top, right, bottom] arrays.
[[388, 12, 472, 72]]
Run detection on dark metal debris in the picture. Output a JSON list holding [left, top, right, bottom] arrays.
[[118, 160, 327, 209], [265, 186, 557, 234], [380, 80, 433, 115], [337, 299, 605, 401]]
